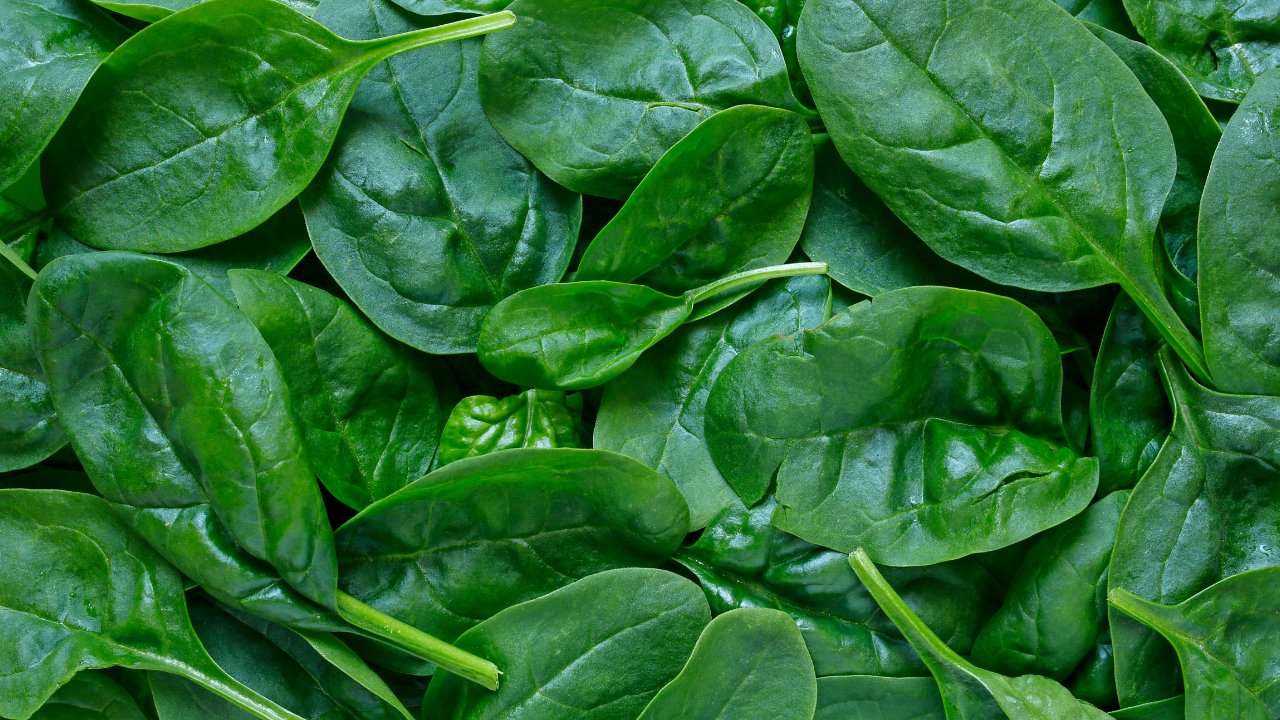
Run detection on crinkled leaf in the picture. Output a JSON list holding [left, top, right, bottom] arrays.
[[438, 390, 582, 467]]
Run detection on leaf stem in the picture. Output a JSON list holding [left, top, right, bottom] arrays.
[[1124, 279, 1211, 386], [359, 11, 516, 65], [687, 262, 828, 305], [174, 662, 308, 720], [0, 235, 36, 280], [1108, 587, 1175, 630], [336, 591, 500, 690]]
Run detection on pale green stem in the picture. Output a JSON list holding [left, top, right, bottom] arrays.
[[156, 660, 307, 720], [337, 591, 501, 691], [810, 132, 830, 145], [0, 236, 36, 280], [359, 11, 516, 65], [687, 262, 828, 305]]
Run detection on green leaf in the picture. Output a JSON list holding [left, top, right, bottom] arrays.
[[478, 262, 828, 391], [1055, 0, 1136, 37], [635, 608, 816, 720], [576, 105, 813, 295], [1090, 291, 1172, 496], [0, 250, 65, 472], [229, 269, 458, 510], [797, 0, 1209, 384], [0, 0, 128, 192], [1200, 68, 1280, 395], [676, 495, 1005, 677], [594, 272, 831, 528], [1067, 639, 1119, 711], [814, 676, 945, 720], [423, 568, 710, 720], [1110, 697, 1185, 720], [336, 448, 690, 648], [375, 0, 506, 16], [28, 252, 340, 623], [737, 0, 812, 105], [705, 285, 1099, 564], [437, 390, 583, 467], [849, 548, 1115, 720], [301, 0, 579, 354], [29, 672, 147, 720], [41, 0, 514, 253], [1111, 568, 1280, 720], [93, 0, 318, 22], [970, 491, 1129, 681], [477, 0, 801, 199], [1110, 346, 1280, 706], [0, 489, 308, 720]]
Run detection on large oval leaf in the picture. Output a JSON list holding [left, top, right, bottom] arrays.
[[303, 0, 579, 354]]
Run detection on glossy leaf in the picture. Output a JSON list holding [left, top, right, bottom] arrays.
[[1111, 567, 1280, 720], [1110, 347, 1280, 706], [230, 269, 458, 510], [0, 255, 65, 472], [1055, 0, 1136, 37], [1067, 638, 1119, 711], [594, 272, 831, 527], [970, 491, 1128, 681], [814, 676, 945, 720], [635, 608, 817, 720], [1090, 291, 1172, 496], [676, 495, 1006, 677], [705, 285, 1099, 565], [0, 489, 308, 720], [738, 0, 811, 105], [797, 0, 1209, 384], [437, 390, 583, 467], [93, 0, 318, 22], [41, 0, 514, 253], [576, 104, 813, 295], [29, 252, 339, 621], [849, 548, 1115, 720], [302, 0, 579, 354], [0, 0, 127, 191], [28, 672, 147, 720], [477, 0, 800, 199], [1111, 697, 1185, 720], [421, 568, 711, 720], [336, 448, 690, 646], [1200, 68, 1280, 395], [377, 0, 506, 18], [478, 262, 828, 391]]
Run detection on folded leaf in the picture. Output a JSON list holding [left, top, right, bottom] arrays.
[[1110, 696, 1185, 720]]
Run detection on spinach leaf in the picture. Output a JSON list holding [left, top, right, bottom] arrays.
[[437, 390, 583, 467], [0, 0, 128, 192], [477, 0, 801, 199], [377, 0, 506, 18], [970, 491, 1128, 681], [705, 285, 1098, 564], [1109, 347, 1280, 706], [635, 608, 817, 720], [0, 252, 65, 472], [93, 0, 317, 22], [302, 0, 579, 355], [676, 495, 1005, 677], [29, 672, 147, 720], [1111, 697, 1186, 720], [41, 0, 514, 253], [576, 105, 813, 295], [1067, 637, 1119, 711], [422, 568, 711, 720], [797, 0, 1209, 384], [594, 272, 831, 527], [229, 269, 459, 511], [149, 594, 411, 720], [849, 548, 1115, 720], [1085, 23, 1221, 282], [738, 0, 811, 106], [1090, 291, 1172, 496], [0, 489, 308, 720], [29, 252, 338, 609], [1111, 567, 1280, 720], [478, 262, 828, 391], [1056, 0, 1136, 38], [814, 676, 945, 720], [1200, 68, 1280, 396], [335, 448, 690, 647]]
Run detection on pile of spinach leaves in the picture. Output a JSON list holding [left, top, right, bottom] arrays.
[[1, 0, 1276, 716]]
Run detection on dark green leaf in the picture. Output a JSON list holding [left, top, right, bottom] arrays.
[[1111, 567, 1280, 720], [737, 0, 811, 105], [849, 549, 1115, 720], [477, 0, 800, 199], [302, 0, 578, 354], [0, 252, 65, 472], [576, 105, 813, 295], [29, 672, 147, 720], [229, 269, 458, 510], [0, 0, 128, 191], [797, 0, 1208, 383], [1110, 347, 1280, 706], [336, 448, 690, 646], [1067, 639, 1118, 711], [0, 468, 95, 494], [1111, 697, 1185, 720], [814, 676, 945, 720], [438, 390, 582, 467], [970, 491, 1128, 681], [41, 0, 513, 253], [1056, 0, 1136, 37], [635, 608, 816, 720], [1200, 68, 1280, 395], [421, 568, 711, 720], [375, 0, 506, 17], [93, 0, 317, 22], [705, 285, 1099, 564]]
